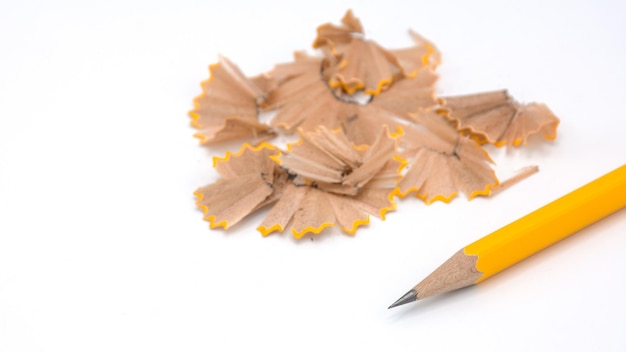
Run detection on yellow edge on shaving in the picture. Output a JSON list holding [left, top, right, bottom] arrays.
[[392, 178, 499, 204], [379, 189, 398, 220], [392, 187, 458, 204], [269, 150, 283, 165], [393, 154, 408, 181], [373, 154, 406, 220], [188, 62, 222, 129], [328, 75, 393, 96], [212, 142, 277, 168], [193, 190, 229, 229], [193, 132, 208, 144], [194, 142, 278, 231], [342, 217, 370, 235], [389, 125, 405, 139], [468, 182, 498, 200], [292, 222, 335, 239], [418, 192, 458, 205], [422, 42, 437, 67], [193, 190, 208, 213], [257, 224, 284, 237]]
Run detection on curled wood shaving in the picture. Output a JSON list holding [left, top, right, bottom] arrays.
[[195, 143, 282, 229], [439, 90, 560, 147], [396, 109, 499, 203], [274, 126, 400, 195], [312, 9, 364, 50], [313, 10, 441, 96], [189, 56, 274, 145], [389, 30, 441, 76], [260, 56, 437, 145]]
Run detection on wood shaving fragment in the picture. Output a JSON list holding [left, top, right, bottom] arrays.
[[396, 109, 499, 203], [313, 10, 441, 96], [189, 56, 273, 145], [489, 165, 539, 196], [312, 9, 364, 50], [260, 56, 438, 145], [274, 126, 400, 195], [257, 51, 324, 93], [389, 30, 441, 76], [325, 37, 399, 95], [193, 117, 275, 145], [439, 90, 560, 147], [257, 178, 398, 238], [360, 68, 438, 121], [194, 143, 282, 229], [263, 69, 357, 135]]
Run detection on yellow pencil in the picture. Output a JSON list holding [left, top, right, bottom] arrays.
[[389, 164, 626, 308]]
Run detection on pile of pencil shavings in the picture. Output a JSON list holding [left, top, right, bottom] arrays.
[[189, 10, 560, 239]]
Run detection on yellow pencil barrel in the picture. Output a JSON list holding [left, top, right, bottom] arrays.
[[465, 164, 626, 283]]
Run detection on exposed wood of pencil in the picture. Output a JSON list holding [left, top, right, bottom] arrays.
[[414, 249, 482, 299], [388, 249, 482, 308]]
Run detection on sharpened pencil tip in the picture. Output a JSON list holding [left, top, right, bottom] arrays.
[[388, 289, 418, 309]]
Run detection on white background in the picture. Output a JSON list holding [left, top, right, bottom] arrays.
[[1, 0, 625, 351]]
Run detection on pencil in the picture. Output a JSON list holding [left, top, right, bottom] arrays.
[[389, 164, 626, 308]]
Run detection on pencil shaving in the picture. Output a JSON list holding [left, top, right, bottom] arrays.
[[262, 56, 438, 145], [190, 56, 272, 145], [325, 38, 397, 95], [439, 90, 560, 147], [489, 165, 539, 196], [313, 9, 364, 50], [258, 179, 398, 238], [388, 30, 441, 77], [396, 109, 498, 203], [276, 126, 400, 195], [314, 10, 440, 96], [195, 144, 281, 229]]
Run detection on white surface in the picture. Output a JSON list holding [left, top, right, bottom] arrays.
[[1, 1, 625, 351]]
